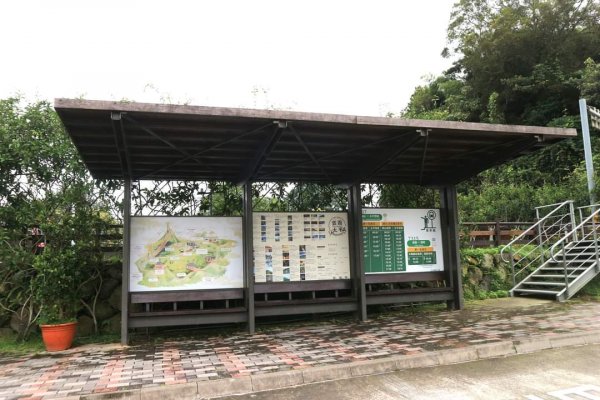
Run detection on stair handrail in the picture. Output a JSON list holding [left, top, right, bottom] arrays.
[[577, 204, 600, 237], [500, 200, 575, 287], [549, 205, 600, 299], [550, 206, 600, 263], [500, 200, 573, 262]]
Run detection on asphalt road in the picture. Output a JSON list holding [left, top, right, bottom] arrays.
[[218, 344, 600, 400]]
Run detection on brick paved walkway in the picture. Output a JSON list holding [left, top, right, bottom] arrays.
[[1, 299, 599, 400]]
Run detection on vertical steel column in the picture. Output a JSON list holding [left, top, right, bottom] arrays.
[[121, 179, 131, 345], [348, 184, 367, 321], [243, 183, 255, 333], [439, 187, 453, 306], [579, 99, 596, 205], [439, 186, 464, 310]]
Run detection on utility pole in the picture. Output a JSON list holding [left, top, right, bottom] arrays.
[[579, 99, 596, 205]]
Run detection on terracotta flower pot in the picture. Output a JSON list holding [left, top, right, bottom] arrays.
[[40, 321, 77, 352]]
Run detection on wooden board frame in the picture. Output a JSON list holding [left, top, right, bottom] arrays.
[[120, 184, 464, 344]]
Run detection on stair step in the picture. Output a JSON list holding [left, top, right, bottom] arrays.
[[543, 262, 593, 267], [542, 267, 590, 271], [522, 281, 566, 286], [532, 274, 574, 279], [513, 288, 560, 295], [564, 251, 597, 255]]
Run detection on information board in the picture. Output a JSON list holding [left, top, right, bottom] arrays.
[[253, 212, 351, 282], [362, 209, 444, 273], [129, 217, 243, 292]]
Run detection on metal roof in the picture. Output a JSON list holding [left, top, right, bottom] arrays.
[[54, 98, 577, 186]]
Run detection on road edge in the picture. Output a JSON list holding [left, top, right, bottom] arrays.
[[75, 331, 600, 400]]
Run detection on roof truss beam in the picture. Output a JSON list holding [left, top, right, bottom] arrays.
[[431, 137, 538, 185], [288, 124, 332, 182], [236, 122, 285, 185], [256, 130, 416, 181], [132, 119, 273, 180], [345, 132, 423, 186]]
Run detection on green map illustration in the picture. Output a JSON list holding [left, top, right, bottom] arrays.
[[134, 223, 238, 288]]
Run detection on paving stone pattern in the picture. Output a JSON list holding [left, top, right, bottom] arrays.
[[1, 301, 599, 399]]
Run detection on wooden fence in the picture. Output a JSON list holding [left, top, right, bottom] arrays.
[[97, 222, 536, 253], [461, 221, 535, 248]]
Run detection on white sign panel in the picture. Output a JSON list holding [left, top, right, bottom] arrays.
[[129, 217, 243, 292], [362, 208, 444, 273], [253, 212, 351, 282]]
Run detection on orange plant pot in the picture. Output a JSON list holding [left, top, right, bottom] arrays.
[[40, 322, 77, 352]]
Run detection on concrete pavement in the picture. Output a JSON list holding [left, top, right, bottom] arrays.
[[0, 298, 599, 400], [220, 344, 600, 400]]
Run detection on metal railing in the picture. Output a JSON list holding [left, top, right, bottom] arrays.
[[550, 204, 600, 299], [578, 204, 600, 237], [501, 201, 576, 287]]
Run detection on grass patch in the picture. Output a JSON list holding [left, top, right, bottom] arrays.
[[74, 333, 120, 346], [576, 275, 600, 300], [0, 331, 45, 355], [0, 330, 120, 356]]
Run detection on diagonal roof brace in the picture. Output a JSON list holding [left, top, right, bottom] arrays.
[[256, 131, 417, 181], [431, 136, 538, 185], [235, 121, 287, 185], [288, 124, 333, 182], [345, 132, 423, 186], [124, 114, 219, 179], [136, 121, 274, 180]]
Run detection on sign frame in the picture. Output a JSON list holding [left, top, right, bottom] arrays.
[[252, 211, 351, 283], [362, 207, 445, 274], [129, 216, 244, 293]]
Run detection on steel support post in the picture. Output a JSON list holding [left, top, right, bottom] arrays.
[[121, 178, 131, 345], [439, 186, 464, 310], [243, 183, 255, 334], [569, 201, 578, 242], [348, 184, 367, 321], [579, 99, 596, 205]]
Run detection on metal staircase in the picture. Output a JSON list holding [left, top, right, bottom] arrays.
[[501, 202, 600, 302]]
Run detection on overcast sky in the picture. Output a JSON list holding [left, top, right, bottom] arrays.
[[0, 0, 456, 116]]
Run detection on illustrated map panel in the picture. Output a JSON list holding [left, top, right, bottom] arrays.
[[130, 217, 243, 292], [362, 209, 444, 273], [253, 212, 350, 282]]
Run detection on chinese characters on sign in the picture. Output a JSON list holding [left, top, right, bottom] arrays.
[[253, 212, 351, 282], [362, 209, 444, 273]]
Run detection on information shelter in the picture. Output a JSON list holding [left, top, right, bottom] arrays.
[[54, 98, 576, 344]]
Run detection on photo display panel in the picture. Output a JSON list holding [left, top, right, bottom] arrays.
[[253, 212, 351, 282], [129, 217, 244, 292], [362, 209, 444, 273]]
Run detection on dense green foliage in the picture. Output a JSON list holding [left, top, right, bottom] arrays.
[[401, 0, 600, 221], [0, 98, 114, 338]]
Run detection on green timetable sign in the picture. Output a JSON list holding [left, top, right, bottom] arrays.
[[363, 220, 405, 272], [362, 209, 445, 274]]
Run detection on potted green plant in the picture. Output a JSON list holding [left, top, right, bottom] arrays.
[[32, 245, 89, 351]]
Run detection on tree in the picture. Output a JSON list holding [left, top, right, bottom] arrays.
[[445, 0, 600, 125], [0, 97, 115, 338], [580, 57, 600, 107], [402, 0, 600, 221]]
